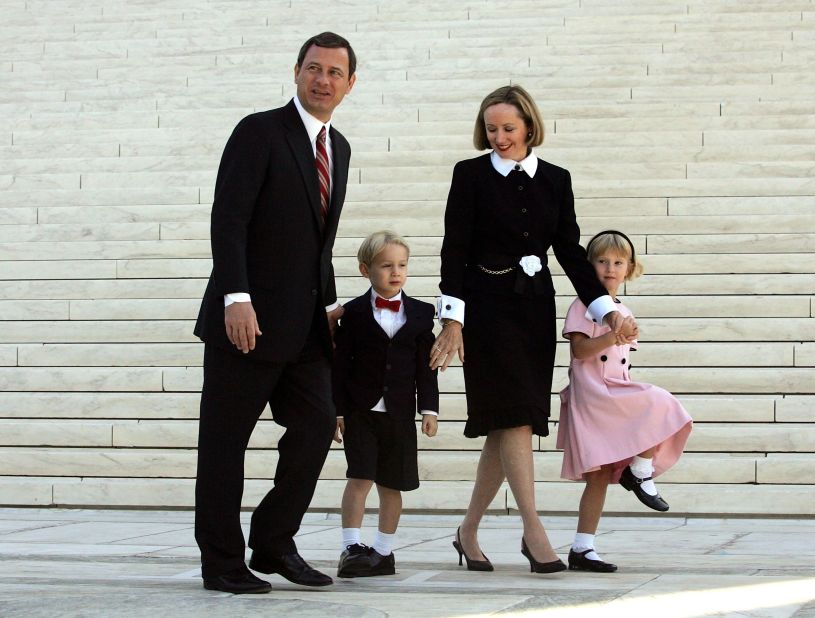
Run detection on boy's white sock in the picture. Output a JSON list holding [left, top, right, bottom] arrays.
[[630, 456, 658, 496], [572, 532, 601, 561], [372, 530, 395, 556], [342, 527, 361, 551]]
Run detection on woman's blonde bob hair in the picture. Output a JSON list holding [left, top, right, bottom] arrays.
[[473, 84, 545, 151]]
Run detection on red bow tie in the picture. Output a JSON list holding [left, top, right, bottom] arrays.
[[375, 297, 401, 312]]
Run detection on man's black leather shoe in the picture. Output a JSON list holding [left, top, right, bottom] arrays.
[[203, 568, 272, 594], [337, 543, 372, 578], [619, 466, 670, 512], [250, 551, 333, 586]]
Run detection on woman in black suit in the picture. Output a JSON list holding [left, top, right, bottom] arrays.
[[431, 85, 630, 573]]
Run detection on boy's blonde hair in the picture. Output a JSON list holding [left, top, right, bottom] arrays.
[[585, 230, 644, 281], [357, 230, 410, 266], [473, 84, 545, 151]]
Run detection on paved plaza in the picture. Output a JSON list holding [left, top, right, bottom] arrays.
[[0, 508, 814, 617]]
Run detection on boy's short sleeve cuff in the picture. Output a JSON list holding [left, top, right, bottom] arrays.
[[438, 294, 465, 325]]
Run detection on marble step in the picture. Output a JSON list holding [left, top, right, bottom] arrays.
[[5, 145, 815, 180], [0, 419, 812, 452], [0, 360, 813, 394], [6, 475, 815, 515], [1, 226, 811, 262], [0, 271, 811, 302], [0, 294, 807, 321], [0, 259, 812, 298], [5, 251, 807, 282], [8, 341, 801, 370], [162, 364, 815, 394], [0, 391, 790, 423], [0, 448, 764, 485]]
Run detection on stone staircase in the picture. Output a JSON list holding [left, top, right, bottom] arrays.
[[1, 0, 814, 515]]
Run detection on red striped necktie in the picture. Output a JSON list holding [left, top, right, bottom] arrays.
[[315, 126, 330, 223]]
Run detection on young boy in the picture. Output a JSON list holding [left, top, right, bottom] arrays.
[[332, 230, 439, 578]]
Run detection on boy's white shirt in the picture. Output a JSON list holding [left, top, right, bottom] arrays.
[[337, 289, 437, 419]]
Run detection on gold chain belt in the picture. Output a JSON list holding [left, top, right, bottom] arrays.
[[477, 264, 514, 275]]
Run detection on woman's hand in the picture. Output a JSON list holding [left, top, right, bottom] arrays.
[[430, 320, 464, 371]]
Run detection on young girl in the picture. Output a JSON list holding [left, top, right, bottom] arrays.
[[557, 230, 693, 573]]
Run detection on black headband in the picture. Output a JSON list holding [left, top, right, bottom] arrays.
[[586, 230, 636, 262]]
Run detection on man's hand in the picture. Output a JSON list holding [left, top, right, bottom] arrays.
[[422, 415, 438, 437], [333, 417, 345, 443], [327, 304, 344, 347], [225, 301, 262, 353]]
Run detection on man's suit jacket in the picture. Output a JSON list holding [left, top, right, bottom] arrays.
[[332, 290, 439, 421], [194, 100, 351, 362]]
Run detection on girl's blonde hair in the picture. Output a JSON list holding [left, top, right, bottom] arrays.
[[473, 84, 545, 151], [357, 230, 410, 266], [585, 230, 644, 281]]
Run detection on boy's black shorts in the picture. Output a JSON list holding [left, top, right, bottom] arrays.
[[343, 409, 419, 491]]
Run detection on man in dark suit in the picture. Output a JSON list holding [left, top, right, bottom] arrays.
[[193, 32, 356, 594]]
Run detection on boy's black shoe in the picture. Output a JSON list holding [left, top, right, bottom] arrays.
[[365, 548, 396, 576], [337, 543, 372, 578]]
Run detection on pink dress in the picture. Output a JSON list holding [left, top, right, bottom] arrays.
[[556, 298, 693, 481]]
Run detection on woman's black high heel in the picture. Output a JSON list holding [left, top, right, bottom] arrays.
[[521, 538, 566, 573], [452, 527, 494, 572]]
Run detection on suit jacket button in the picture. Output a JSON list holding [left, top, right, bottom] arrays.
[[445, 304, 451, 310], [386, 364, 392, 370], [600, 355, 607, 362], [311, 289, 317, 296], [383, 386, 389, 392]]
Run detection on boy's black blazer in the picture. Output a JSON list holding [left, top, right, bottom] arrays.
[[194, 99, 350, 362], [332, 290, 439, 420]]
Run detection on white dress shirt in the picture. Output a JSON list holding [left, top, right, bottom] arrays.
[[225, 95, 338, 311], [438, 149, 617, 325]]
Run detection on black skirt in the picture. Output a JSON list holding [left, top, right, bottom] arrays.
[[462, 291, 556, 438]]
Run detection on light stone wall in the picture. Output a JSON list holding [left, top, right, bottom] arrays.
[[1, 0, 813, 515]]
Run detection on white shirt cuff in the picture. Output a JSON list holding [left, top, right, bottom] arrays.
[[325, 301, 340, 312], [224, 293, 251, 307], [438, 294, 465, 325], [420, 410, 438, 416], [585, 295, 618, 324]]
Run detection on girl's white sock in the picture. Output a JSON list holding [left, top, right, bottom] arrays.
[[373, 530, 395, 556], [572, 532, 601, 561], [630, 456, 658, 496], [342, 527, 361, 551]]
